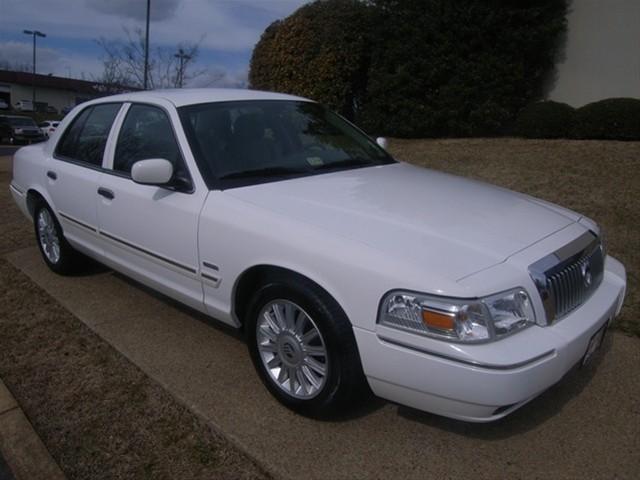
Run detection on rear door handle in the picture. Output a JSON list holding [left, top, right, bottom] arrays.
[[97, 187, 115, 200], [46, 170, 57, 180]]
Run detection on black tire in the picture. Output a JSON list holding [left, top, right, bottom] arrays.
[[33, 201, 82, 275], [246, 273, 369, 417]]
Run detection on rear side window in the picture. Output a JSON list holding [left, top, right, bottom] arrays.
[[56, 104, 121, 167]]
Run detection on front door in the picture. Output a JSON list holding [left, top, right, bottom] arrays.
[[96, 103, 206, 311]]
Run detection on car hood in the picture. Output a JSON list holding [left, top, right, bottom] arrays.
[[226, 163, 579, 281]]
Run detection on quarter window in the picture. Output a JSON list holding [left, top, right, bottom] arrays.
[[56, 104, 121, 167], [113, 104, 187, 183]]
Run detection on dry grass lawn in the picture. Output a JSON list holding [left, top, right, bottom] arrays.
[[0, 159, 270, 480], [390, 138, 639, 337]]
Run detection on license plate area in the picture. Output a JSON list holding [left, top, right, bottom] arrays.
[[581, 320, 609, 367]]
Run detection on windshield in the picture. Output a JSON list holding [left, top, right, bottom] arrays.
[[9, 117, 36, 127], [179, 100, 394, 188]]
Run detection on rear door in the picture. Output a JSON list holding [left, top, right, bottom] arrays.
[[96, 102, 207, 311], [48, 103, 123, 256]]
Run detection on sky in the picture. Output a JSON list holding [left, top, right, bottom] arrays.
[[0, 0, 309, 87]]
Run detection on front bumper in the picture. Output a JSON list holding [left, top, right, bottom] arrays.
[[9, 182, 30, 219], [12, 132, 46, 144], [354, 256, 626, 422]]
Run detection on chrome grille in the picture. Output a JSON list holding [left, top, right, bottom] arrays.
[[529, 232, 604, 324]]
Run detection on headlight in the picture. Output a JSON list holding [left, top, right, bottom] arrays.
[[378, 288, 536, 343]]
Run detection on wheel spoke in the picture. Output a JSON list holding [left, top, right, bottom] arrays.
[[267, 355, 282, 369], [288, 367, 297, 393], [293, 311, 307, 335], [304, 356, 326, 376], [272, 304, 287, 331], [296, 368, 308, 395], [258, 341, 276, 353], [263, 312, 280, 335], [259, 323, 277, 342], [302, 329, 319, 344], [304, 345, 326, 357], [302, 365, 321, 390]]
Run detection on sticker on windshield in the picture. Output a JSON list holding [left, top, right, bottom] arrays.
[[306, 157, 324, 167]]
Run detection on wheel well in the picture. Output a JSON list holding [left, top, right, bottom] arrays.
[[26, 189, 47, 217], [233, 265, 336, 329]]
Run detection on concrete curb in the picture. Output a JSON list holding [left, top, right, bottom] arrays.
[[0, 379, 66, 480]]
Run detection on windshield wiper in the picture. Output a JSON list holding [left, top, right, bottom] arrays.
[[218, 166, 310, 180], [311, 157, 374, 171]]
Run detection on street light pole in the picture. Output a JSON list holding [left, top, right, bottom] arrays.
[[143, 0, 151, 89], [23, 29, 46, 108], [174, 48, 192, 88]]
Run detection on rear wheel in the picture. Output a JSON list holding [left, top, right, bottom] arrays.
[[246, 275, 369, 417], [33, 202, 82, 274]]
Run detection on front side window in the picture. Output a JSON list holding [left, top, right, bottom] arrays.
[[179, 100, 394, 188], [56, 104, 121, 166], [113, 104, 189, 185]]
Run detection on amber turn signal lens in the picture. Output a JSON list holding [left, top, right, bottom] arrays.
[[422, 309, 455, 331]]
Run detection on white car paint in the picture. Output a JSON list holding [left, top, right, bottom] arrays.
[[9, 89, 626, 422]]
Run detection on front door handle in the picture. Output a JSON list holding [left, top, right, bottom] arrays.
[[46, 170, 57, 180], [97, 187, 115, 200]]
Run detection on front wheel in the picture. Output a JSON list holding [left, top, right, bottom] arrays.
[[246, 276, 369, 417], [33, 202, 82, 274]]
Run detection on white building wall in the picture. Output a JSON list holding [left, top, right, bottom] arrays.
[[9, 83, 85, 112], [547, 0, 640, 107]]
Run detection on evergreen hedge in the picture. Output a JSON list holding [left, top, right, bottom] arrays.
[[249, 0, 568, 137], [572, 98, 640, 140], [514, 101, 575, 138]]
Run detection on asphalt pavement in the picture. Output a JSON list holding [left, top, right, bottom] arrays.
[[6, 246, 640, 480], [0, 452, 15, 480]]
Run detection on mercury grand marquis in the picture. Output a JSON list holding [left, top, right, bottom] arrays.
[[10, 89, 626, 421]]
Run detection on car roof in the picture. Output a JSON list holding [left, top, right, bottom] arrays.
[[90, 88, 312, 108]]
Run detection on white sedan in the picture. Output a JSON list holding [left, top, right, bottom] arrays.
[[38, 120, 60, 138], [9, 89, 626, 421]]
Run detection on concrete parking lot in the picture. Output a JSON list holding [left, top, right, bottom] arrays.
[[2, 149, 640, 479]]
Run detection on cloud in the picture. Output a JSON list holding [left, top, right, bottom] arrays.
[[85, 0, 181, 22], [0, 0, 309, 51], [0, 41, 62, 72], [0, 41, 104, 79]]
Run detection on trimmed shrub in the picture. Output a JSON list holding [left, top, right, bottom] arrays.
[[359, 0, 569, 137], [514, 101, 575, 138], [249, 0, 373, 120], [572, 98, 640, 140]]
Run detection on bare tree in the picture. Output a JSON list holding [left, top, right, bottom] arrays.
[[95, 27, 205, 89], [0, 59, 33, 73]]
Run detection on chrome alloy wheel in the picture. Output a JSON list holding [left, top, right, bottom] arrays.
[[257, 300, 328, 399], [37, 208, 61, 264]]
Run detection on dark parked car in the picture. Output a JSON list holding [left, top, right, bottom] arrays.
[[0, 115, 46, 144]]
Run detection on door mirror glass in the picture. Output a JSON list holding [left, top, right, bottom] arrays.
[[376, 137, 388, 150], [131, 158, 174, 185]]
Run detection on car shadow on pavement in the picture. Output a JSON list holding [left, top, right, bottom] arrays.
[[66, 255, 110, 277], [394, 333, 614, 438]]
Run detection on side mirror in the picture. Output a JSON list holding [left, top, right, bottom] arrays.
[[131, 158, 173, 185], [376, 137, 389, 150]]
